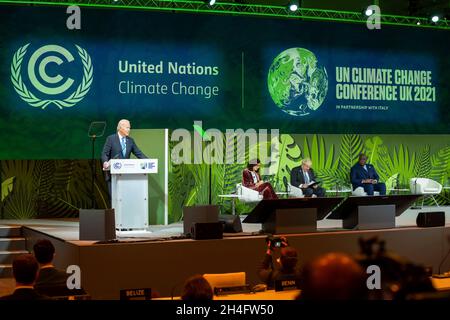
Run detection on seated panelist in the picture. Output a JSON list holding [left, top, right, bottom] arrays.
[[242, 159, 278, 200], [350, 153, 386, 196], [290, 158, 325, 197]]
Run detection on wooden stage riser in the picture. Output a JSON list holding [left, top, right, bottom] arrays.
[[23, 226, 450, 300]]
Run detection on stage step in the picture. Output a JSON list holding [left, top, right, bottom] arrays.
[[0, 226, 22, 238], [0, 226, 28, 278], [0, 250, 29, 264], [0, 238, 26, 251], [0, 265, 13, 278]]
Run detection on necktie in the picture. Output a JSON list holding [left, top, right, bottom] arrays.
[[304, 171, 310, 184], [121, 137, 126, 157]]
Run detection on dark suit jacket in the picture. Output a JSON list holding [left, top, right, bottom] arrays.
[[242, 169, 261, 189], [101, 133, 147, 163], [350, 163, 380, 189], [35, 267, 68, 288], [35, 267, 87, 297], [290, 166, 318, 188], [0, 288, 51, 300], [101, 134, 147, 180]]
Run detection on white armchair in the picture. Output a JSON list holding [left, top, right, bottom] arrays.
[[236, 183, 263, 203], [352, 186, 380, 196], [410, 178, 442, 206], [287, 183, 304, 198]]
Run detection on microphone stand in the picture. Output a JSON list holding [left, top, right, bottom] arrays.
[[411, 178, 420, 209], [87, 121, 106, 209], [90, 134, 97, 209], [209, 162, 212, 205]]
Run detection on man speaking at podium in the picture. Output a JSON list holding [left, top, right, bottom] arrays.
[[350, 153, 386, 196], [101, 119, 148, 195]]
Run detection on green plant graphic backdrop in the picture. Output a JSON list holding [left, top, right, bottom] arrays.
[[1, 160, 108, 219], [168, 134, 450, 223], [1, 134, 449, 222]]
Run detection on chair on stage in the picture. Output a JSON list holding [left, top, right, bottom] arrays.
[[203, 272, 246, 291], [287, 183, 304, 198], [236, 183, 263, 204], [409, 178, 442, 207], [352, 186, 380, 197]]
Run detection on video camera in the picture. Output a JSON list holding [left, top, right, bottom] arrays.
[[266, 236, 287, 249], [355, 236, 434, 300]]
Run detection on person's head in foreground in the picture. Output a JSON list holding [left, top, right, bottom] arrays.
[[13, 254, 40, 287], [181, 275, 213, 301], [33, 239, 55, 266], [299, 252, 367, 300]]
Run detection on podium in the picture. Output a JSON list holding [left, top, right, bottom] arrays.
[[109, 159, 158, 229], [243, 197, 344, 234]]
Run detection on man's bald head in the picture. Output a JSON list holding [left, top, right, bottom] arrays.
[[300, 252, 367, 300]]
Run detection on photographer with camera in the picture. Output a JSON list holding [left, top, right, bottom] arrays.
[[355, 236, 435, 300], [257, 236, 301, 289]]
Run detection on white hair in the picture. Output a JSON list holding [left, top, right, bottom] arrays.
[[301, 158, 312, 166], [117, 119, 130, 131]]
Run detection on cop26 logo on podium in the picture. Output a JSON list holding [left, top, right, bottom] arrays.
[[10, 44, 93, 109]]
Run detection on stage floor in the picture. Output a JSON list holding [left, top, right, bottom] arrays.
[[2, 205, 449, 243], [0, 218, 264, 244]]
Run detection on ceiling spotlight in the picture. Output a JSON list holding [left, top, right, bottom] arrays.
[[365, 8, 374, 16], [431, 15, 439, 23], [416, 21, 421, 25], [289, 1, 299, 12]]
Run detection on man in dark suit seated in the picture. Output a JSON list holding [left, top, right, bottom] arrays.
[[33, 239, 86, 298], [0, 254, 50, 300], [290, 158, 325, 197], [350, 153, 386, 196]]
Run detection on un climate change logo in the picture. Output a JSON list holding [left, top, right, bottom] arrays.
[[10, 44, 93, 109], [267, 48, 328, 117]]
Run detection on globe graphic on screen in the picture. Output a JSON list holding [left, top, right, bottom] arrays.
[[267, 48, 328, 116]]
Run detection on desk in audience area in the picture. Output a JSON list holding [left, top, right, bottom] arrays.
[[156, 278, 450, 300], [432, 277, 450, 291], [155, 290, 300, 300]]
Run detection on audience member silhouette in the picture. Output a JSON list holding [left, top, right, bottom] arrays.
[[0, 254, 50, 300], [258, 237, 301, 289], [33, 239, 86, 297], [181, 275, 213, 301], [299, 252, 367, 300]]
